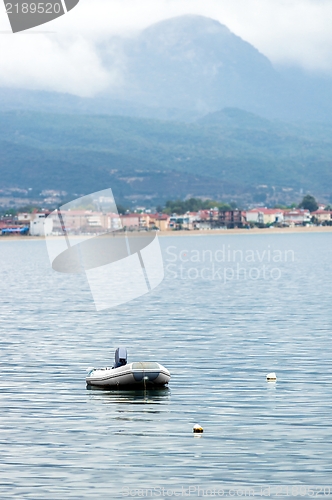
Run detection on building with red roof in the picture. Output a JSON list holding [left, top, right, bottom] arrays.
[[283, 209, 311, 225], [246, 208, 284, 225], [311, 210, 332, 223]]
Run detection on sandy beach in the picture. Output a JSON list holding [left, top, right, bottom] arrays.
[[1, 225, 332, 242], [158, 225, 332, 236]]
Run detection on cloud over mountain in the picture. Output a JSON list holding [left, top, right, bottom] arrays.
[[2, 0, 332, 98], [1, 13, 332, 121]]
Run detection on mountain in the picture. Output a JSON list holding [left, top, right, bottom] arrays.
[[1, 110, 332, 207], [112, 15, 281, 117], [0, 87, 200, 122], [109, 15, 332, 121], [2, 15, 332, 121], [1, 15, 332, 208], [197, 107, 274, 129]]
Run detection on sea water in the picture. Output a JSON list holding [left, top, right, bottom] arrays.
[[0, 232, 331, 499]]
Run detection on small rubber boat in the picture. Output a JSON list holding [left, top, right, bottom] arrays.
[[86, 347, 171, 388]]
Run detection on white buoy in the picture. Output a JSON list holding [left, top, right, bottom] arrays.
[[266, 372, 277, 382], [193, 424, 204, 433]]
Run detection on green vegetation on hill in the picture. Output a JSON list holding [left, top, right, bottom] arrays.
[[0, 109, 332, 205], [162, 198, 234, 214], [298, 194, 319, 212]]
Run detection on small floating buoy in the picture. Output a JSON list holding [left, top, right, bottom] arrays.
[[266, 372, 277, 382], [193, 424, 204, 433]]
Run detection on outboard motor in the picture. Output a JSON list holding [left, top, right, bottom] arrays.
[[114, 347, 127, 368]]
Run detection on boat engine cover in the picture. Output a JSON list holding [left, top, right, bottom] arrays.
[[114, 347, 127, 368]]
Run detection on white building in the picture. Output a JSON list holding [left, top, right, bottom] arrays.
[[30, 214, 53, 236], [283, 209, 311, 225], [17, 213, 33, 223], [246, 208, 284, 225]]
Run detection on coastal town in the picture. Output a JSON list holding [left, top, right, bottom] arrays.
[[1, 203, 331, 236]]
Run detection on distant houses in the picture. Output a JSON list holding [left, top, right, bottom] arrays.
[[245, 207, 314, 226], [311, 210, 332, 224], [1, 205, 332, 236], [30, 213, 53, 236], [48, 211, 172, 234], [246, 208, 284, 225], [0, 213, 30, 236], [283, 209, 311, 225], [0, 210, 172, 236], [245, 207, 317, 226]]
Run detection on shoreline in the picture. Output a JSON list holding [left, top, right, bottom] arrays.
[[159, 226, 332, 236], [1, 226, 332, 242]]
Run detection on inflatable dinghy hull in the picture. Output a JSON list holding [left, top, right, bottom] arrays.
[[86, 362, 170, 388]]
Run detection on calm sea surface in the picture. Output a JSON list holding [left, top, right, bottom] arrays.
[[0, 232, 332, 499]]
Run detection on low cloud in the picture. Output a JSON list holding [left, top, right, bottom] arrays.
[[0, 0, 332, 97], [0, 34, 115, 96]]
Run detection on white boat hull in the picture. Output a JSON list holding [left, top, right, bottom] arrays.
[[86, 362, 170, 388]]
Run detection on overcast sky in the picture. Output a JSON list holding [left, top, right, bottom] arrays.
[[1, 0, 332, 96]]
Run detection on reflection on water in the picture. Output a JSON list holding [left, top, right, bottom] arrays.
[[87, 385, 171, 405], [0, 234, 332, 498]]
